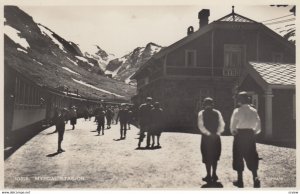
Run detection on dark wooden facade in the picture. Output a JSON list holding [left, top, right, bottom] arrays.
[[132, 9, 295, 136]]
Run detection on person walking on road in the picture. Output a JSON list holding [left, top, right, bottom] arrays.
[[230, 91, 261, 188], [95, 105, 106, 135], [56, 108, 68, 153], [112, 106, 120, 125], [106, 106, 113, 129], [150, 102, 164, 148], [69, 106, 77, 130], [198, 97, 225, 183], [138, 97, 153, 148], [117, 103, 129, 139]]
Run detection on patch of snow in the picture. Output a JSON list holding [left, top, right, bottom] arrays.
[[62, 67, 79, 75], [67, 57, 78, 66], [33, 59, 43, 66], [75, 56, 94, 67], [51, 51, 57, 56], [17, 47, 28, 54], [138, 48, 145, 57], [63, 91, 80, 96], [72, 78, 124, 98], [4, 25, 30, 49], [125, 72, 136, 84], [37, 24, 67, 53]]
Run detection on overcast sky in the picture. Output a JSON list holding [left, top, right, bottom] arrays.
[[19, 4, 295, 57]]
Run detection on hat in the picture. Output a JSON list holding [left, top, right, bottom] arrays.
[[121, 103, 127, 106], [237, 91, 250, 104], [154, 102, 160, 107], [203, 97, 214, 106], [146, 97, 153, 101]]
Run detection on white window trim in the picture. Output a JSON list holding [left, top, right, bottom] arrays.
[[185, 50, 197, 67]]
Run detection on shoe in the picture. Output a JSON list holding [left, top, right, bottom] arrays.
[[151, 144, 155, 148], [145, 145, 150, 149], [57, 149, 65, 153], [254, 177, 261, 188], [233, 180, 244, 188], [202, 176, 212, 182], [102, 133, 104, 135], [212, 174, 219, 182]]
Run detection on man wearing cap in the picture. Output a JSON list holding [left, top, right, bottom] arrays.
[[95, 104, 106, 135], [198, 97, 225, 183], [230, 91, 261, 188], [69, 106, 77, 130], [117, 103, 129, 139], [56, 108, 68, 153], [138, 97, 153, 148]]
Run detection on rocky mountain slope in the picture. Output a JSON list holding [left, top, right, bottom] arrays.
[[4, 6, 136, 101], [105, 43, 163, 85], [80, 44, 116, 71]]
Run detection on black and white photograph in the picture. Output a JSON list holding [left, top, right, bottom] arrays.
[[1, 0, 298, 191]]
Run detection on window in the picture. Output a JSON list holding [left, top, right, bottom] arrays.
[[223, 44, 244, 76], [224, 45, 242, 68], [185, 50, 197, 67], [272, 52, 283, 63]]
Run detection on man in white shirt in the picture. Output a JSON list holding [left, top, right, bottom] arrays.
[[230, 91, 261, 188], [198, 97, 225, 183]]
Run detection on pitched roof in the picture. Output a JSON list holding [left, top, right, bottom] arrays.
[[217, 7, 257, 23], [249, 61, 295, 86]]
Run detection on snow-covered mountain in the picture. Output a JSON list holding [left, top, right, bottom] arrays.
[[105, 42, 163, 85], [4, 6, 136, 101], [79, 44, 116, 71]]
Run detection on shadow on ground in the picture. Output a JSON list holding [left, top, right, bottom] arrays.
[[201, 181, 223, 188]]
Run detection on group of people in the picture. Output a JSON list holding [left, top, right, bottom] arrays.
[[51, 91, 261, 188], [137, 97, 164, 149], [198, 91, 261, 188], [93, 104, 133, 138]]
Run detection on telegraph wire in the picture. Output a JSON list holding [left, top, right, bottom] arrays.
[[261, 14, 294, 23], [264, 18, 295, 25]]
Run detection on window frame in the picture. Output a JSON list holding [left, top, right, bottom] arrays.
[[185, 50, 197, 67]]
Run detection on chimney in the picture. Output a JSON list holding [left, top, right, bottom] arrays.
[[198, 9, 210, 29], [187, 26, 194, 36]]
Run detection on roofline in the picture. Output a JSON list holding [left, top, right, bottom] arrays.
[[132, 16, 295, 79], [239, 62, 295, 92]]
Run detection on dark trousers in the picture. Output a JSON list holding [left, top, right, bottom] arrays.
[[97, 122, 105, 134], [120, 122, 127, 137], [107, 118, 112, 126], [233, 129, 259, 172], [58, 128, 65, 149], [138, 125, 147, 147]]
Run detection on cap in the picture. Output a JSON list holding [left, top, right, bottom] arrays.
[[203, 97, 214, 106], [146, 97, 153, 101]]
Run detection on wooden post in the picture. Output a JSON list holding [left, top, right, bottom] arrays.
[[264, 88, 273, 139], [211, 30, 214, 77], [256, 31, 260, 61]]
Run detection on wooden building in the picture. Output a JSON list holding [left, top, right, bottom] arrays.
[[131, 8, 295, 137]]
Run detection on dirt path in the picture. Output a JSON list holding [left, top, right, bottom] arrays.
[[4, 118, 296, 188]]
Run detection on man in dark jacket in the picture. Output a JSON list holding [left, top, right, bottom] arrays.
[[56, 108, 68, 153], [150, 102, 164, 148], [138, 97, 153, 148], [95, 105, 105, 135], [117, 103, 129, 139]]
